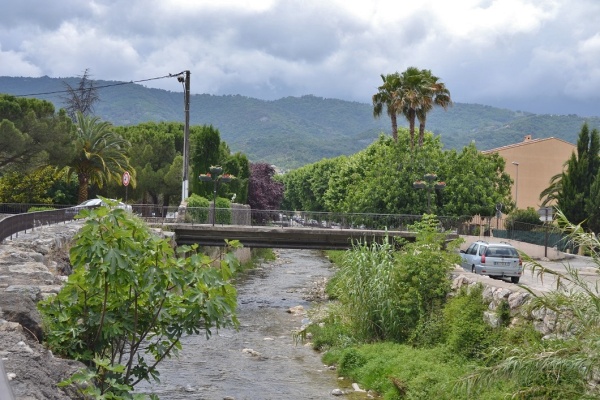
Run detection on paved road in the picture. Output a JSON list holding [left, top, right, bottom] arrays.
[[458, 255, 599, 293], [521, 255, 598, 292]]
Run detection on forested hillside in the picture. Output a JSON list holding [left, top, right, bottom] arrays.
[[2, 76, 599, 169]]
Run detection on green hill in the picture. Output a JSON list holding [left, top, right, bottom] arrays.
[[2, 76, 599, 169]]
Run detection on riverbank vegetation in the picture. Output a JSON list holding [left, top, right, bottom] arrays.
[[310, 213, 600, 399]]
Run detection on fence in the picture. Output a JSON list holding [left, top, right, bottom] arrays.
[[0, 207, 81, 243]]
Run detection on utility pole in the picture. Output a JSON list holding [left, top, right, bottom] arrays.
[[178, 70, 191, 203]]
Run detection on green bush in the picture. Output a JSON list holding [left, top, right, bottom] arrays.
[[186, 194, 210, 223], [505, 207, 544, 231], [443, 284, 498, 359], [215, 197, 231, 224]]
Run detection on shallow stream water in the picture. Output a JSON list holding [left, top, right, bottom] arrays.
[[136, 249, 364, 400]]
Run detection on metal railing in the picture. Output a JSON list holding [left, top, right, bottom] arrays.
[[0, 206, 83, 243], [139, 206, 471, 232]]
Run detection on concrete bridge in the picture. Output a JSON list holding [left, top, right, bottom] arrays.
[[162, 223, 458, 250]]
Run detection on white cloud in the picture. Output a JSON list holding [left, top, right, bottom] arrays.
[[0, 0, 599, 115]]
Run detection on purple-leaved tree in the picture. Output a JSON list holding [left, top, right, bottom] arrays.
[[248, 163, 284, 222]]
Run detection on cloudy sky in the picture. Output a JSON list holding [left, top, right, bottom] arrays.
[[1, 0, 599, 116]]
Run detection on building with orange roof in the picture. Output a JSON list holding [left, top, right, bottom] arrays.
[[482, 135, 576, 211]]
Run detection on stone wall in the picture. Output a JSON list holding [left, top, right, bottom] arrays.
[[451, 269, 560, 337]]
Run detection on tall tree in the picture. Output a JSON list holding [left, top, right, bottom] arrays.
[[372, 73, 401, 141], [61, 68, 100, 119], [557, 123, 600, 227], [190, 125, 221, 198], [67, 111, 134, 203], [0, 94, 75, 172], [416, 70, 452, 147], [116, 121, 181, 206], [395, 67, 424, 149], [390, 67, 452, 150]]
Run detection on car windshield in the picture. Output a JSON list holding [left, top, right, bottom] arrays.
[[485, 246, 518, 257]]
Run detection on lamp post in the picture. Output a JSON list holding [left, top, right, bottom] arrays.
[[173, 70, 191, 204], [512, 161, 519, 208], [199, 166, 234, 226], [413, 173, 446, 214]]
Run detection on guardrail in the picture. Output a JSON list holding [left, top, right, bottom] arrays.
[[0, 207, 81, 243]]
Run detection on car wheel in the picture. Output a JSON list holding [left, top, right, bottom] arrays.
[[511, 276, 520, 284], [471, 265, 476, 273]]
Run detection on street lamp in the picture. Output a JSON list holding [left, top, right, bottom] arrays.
[[413, 173, 446, 214], [172, 70, 191, 204], [199, 166, 234, 226], [512, 161, 519, 208]]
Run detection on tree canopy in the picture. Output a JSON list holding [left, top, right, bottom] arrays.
[[551, 123, 600, 229], [281, 129, 512, 217], [0, 94, 76, 173]]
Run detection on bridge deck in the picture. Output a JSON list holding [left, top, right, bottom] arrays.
[[163, 223, 457, 250]]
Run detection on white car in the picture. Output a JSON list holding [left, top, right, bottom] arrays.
[[75, 198, 132, 212], [460, 240, 523, 284]]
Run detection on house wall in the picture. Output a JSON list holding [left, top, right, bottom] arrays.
[[484, 137, 575, 211]]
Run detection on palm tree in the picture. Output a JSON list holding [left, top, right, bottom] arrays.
[[416, 70, 452, 147], [539, 171, 563, 207], [394, 67, 424, 149], [67, 111, 134, 203], [372, 73, 401, 141], [392, 67, 452, 150]]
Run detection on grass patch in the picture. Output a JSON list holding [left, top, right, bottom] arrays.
[[328, 342, 513, 400]]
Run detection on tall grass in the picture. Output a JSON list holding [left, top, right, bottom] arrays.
[[329, 215, 461, 343]]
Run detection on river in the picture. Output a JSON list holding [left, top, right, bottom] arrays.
[[136, 248, 363, 400]]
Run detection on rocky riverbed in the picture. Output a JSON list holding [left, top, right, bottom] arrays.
[[0, 221, 86, 399]]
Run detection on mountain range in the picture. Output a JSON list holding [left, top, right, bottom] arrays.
[[2, 75, 599, 170]]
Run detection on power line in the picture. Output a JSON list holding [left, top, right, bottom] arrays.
[[12, 73, 182, 97]]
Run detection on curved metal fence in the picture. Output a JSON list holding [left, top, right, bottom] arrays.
[[0, 207, 80, 243]]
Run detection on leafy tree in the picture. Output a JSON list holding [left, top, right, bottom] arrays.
[[0, 94, 76, 172], [221, 152, 250, 204], [441, 143, 513, 217], [38, 201, 241, 398], [191, 125, 221, 197], [116, 122, 182, 206], [248, 163, 284, 211], [61, 68, 100, 119], [539, 171, 563, 208], [372, 72, 401, 141], [0, 166, 57, 204], [280, 156, 345, 211], [66, 111, 135, 203], [556, 123, 600, 227]]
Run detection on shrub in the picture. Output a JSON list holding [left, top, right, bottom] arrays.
[[505, 207, 544, 231], [38, 205, 241, 398], [186, 194, 210, 223], [215, 197, 231, 224], [443, 284, 497, 359]]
